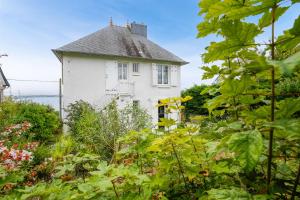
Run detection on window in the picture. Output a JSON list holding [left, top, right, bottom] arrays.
[[118, 63, 128, 80], [133, 100, 139, 108], [158, 100, 166, 129], [133, 63, 139, 73], [157, 65, 169, 84]]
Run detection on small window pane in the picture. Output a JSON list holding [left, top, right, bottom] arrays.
[[158, 65, 162, 84], [123, 64, 127, 80], [118, 63, 128, 80], [118, 63, 122, 80], [163, 66, 168, 84], [133, 63, 139, 73]]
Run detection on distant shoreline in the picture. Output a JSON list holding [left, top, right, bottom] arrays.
[[9, 96, 59, 110]]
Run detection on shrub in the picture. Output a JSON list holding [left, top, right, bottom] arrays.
[[0, 99, 61, 143], [32, 145, 52, 166], [120, 102, 152, 131], [65, 100, 104, 155], [52, 135, 75, 160], [65, 100, 151, 161], [64, 100, 96, 136], [181, 85, 216, 120]]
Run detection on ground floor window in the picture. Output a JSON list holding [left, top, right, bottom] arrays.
[[133, 100, 139, 108], [158, 100, 166, 129]]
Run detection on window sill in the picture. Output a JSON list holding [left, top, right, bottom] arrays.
[[132, 73, 140, 76], [156, 84, 171, 88]]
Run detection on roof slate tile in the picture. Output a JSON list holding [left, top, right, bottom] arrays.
[[53, 25, 187, 65]]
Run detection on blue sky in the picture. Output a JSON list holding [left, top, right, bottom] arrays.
[[0, 0, 299, 95]]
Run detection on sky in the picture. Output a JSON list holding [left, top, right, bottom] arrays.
[[0, 0, 299, 95]]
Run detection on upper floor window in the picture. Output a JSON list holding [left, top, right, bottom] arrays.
[[133, 63, 139, 73], [118, 63, 128, 80], [158, 65, 169, 84]]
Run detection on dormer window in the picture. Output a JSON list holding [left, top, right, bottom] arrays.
[[157, 65, 169, 84]]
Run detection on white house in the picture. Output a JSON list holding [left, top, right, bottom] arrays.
[[53, 21, 187, 125], [0, 67, 10, 103]]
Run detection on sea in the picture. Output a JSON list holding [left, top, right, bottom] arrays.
[[14, 96, 59, 111]]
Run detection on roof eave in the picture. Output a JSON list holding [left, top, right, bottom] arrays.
[[0, 67, 10, 87], [52, 49, 63, 63], [52, 50, 188, 66], [181, 61, 189, 66]]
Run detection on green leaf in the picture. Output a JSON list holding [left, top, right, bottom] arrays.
[[198, 0, 220, 15], [220, 76, 254, 97], [197, 18, 220, 37], [276, 98, 300, 118], [203, 41, 234, 63], [157, 117, 176, 128], [204, 1, 230, 19], [201, 65, 219, 79], [240, 50, 271, 73], [277, 15, 300, 50], [258, 7, 288, 29], [227, 130, 263, 171], [203, 0, 273, 20], [290, 14, 300, 36], [268, 51, 300, 75], [227, 121, 243, 130], [205, 95, 226, 114], [205, 187, 252, 200], [203, 21, 260, 62], [264, 119, 300, 141], [78, 183, 94, 193]]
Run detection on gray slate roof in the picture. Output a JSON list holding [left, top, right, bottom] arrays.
[[0, 67, 10, 87], [53, 25, 187, 65]]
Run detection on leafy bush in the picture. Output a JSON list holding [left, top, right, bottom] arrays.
[[65, 100, 102, 154], [0, 99, 61, 143], [64, 100, 96, 136], [65, 100, 151, 161], [32, 145, 52, 166], [181, 84, 217, 119], [277, 76, 300, 96], [52, 135, 75, 160]]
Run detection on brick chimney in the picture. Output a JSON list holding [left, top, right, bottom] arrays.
[[130, 22, 147, 38]]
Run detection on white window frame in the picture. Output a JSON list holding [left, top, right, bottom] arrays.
[[118, 63, 128, 80], [157, 65, 169, 85], [132, 63, 139, 74]]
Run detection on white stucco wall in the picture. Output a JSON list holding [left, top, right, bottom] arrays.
[[62, 54, 181, 126]]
